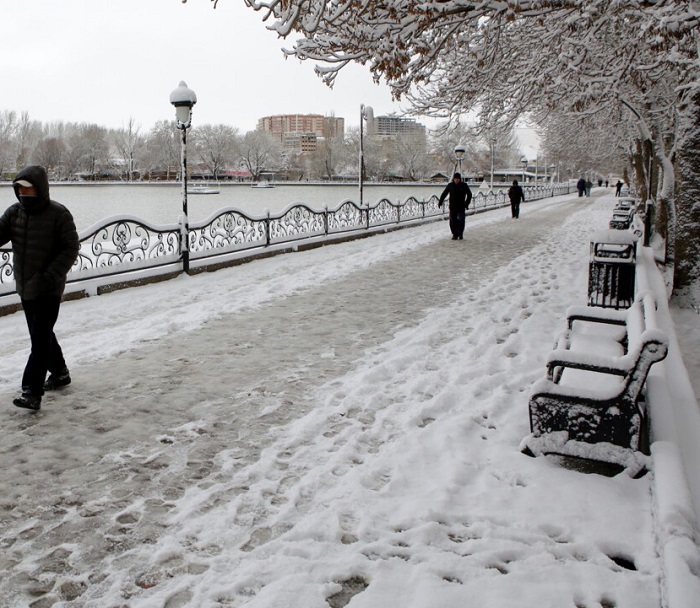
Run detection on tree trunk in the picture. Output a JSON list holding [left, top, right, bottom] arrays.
[[674, 91, 700, 289]]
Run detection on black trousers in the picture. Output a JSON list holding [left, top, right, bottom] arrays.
[[21, 296, 67, 395], [511, 201, 520, 218], [449, 206, 466, 238]]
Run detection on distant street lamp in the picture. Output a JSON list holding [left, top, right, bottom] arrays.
[[454, 144, 466, 176], [170, 81, 197, 273], [359, 104, 373, 213], [520, 156, 528, 183]]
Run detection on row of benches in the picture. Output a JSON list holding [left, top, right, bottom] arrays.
[[522, 200, 668, 475]]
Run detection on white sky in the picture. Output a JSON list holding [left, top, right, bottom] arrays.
[[1, 0, 540, 155], [0, 0, 415, 131]]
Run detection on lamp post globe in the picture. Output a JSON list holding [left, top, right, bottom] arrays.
[[170, 81, 197, 127], [454, 144, 466, 175], [520, 156, 528, 183]]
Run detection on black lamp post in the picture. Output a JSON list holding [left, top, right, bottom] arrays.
[[170, 81, 197, 273], [520, 156, 528, 183], [359, 104, 373, 211]]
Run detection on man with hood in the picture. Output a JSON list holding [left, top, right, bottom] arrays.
[[508, 179, 525, 219], [438, 172, 473, 240], [0, 166, 79, 410]]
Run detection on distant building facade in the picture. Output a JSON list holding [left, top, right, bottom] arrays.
[[370, 115, 426, 140], [257, 114, 345, 153]]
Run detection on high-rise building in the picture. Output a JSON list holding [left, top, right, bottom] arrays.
[[257, 114, 345, 152], [371, 115, 426, 139]]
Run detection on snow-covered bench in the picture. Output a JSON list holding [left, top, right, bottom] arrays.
[[522, 291, 668, 473]]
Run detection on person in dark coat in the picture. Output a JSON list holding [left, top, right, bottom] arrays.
[[0, 165, 80, 410], [577, 178, 586, 197], [508, 179, 525, 219], [615, 180, 623, 196], [438, 172, 473, 239]]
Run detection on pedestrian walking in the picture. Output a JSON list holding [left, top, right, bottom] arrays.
[[0, 166, 79, 410], [615, 180, 623, 196], [577, 178, 586, 197], [508, 179, 525, 219], [585, 179, 592, 197], [438, 172, 472, 240]]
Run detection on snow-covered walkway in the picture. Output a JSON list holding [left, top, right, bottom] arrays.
[[0, 192, 695, 607]]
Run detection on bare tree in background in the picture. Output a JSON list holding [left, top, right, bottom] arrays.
[[31, 137, 67, 179], [238, 130, 282, 182], [145, 120, 180, 180], [192, 123, 239, 181], [0, 110, 19, 178], [113, 118, 143, 181]]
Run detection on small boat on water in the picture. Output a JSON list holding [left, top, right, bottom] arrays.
[[187, 185, 220, 195], [251, 180, 274, 189]]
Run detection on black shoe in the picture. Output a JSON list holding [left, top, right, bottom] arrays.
[[451, 236, 458, 240], [13, 391, 41, 411], [44, 369, 71, 391], [458, 236, 463, 240]]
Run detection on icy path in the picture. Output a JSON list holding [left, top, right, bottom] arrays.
[[0, 194, 661, 608]]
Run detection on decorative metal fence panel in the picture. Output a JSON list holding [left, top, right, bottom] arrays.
[[75, 217, 181, 279], [0, 184, 570, 301], [189, 210, 267, 256], [327, 201, 365, 234]]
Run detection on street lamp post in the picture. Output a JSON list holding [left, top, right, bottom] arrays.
[[359, 104, 373, 215], [520, 156, 528, 183], [549, 163, 556, 195], [490, 139, 495, 191], [170, 81, 197, 274], [454, 144, 466, 176]]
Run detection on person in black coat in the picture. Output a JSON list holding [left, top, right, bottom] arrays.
[[0, 165, 79, 410], [508, 179, 525, 219], [577, 178, 586, 197], [438, 172, 473, 239]]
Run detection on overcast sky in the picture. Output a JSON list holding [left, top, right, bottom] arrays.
[[2, 0, 539, 155]]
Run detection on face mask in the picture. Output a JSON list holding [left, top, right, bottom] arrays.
[[19, 195, 38, 208]]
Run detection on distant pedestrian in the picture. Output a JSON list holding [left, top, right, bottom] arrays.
[[508, 179, 525, 219], [615, 180, 623, 196], [585, 179, 592, 197], [605, 180, 609, 188], [0, 166, 79, 411], [577, 178, 586, 197], [438, 172, 473, 240]]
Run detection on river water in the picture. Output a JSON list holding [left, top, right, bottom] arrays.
[[1, 182, 449, 232]]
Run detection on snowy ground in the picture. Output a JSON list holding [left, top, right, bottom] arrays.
[[0, 192, 697, 607]]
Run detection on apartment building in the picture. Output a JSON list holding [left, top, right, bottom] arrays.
[[257, 114, 345, 152], [370, 115, 426, 139]]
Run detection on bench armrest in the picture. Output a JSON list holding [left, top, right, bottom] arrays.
[[566, 305, 628, 330], [546, 349, 631, 380]]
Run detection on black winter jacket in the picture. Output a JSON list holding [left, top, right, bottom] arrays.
[[439, 180, 473, 210], [0, 165, 79, 300], [508, 184, 525, 204]]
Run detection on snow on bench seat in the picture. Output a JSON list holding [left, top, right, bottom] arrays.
[[522, 292, 668, 474]]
